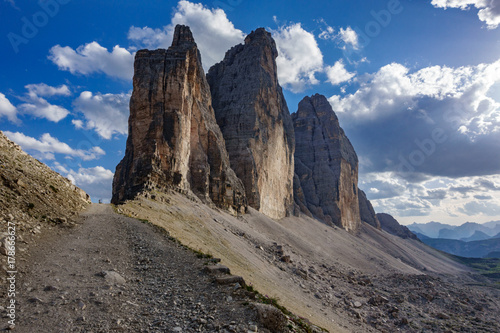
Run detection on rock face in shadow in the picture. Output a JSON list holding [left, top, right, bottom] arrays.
[[293, 94, 360, 232], [359, 189, 381, 229], [112, 25, 246, 214], [207, 28, 295, 220], [377, 213, 418, 240]]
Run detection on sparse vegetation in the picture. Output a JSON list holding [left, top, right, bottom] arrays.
[[49, 185, 58, 193], [453, 256, 500, 282], [27, 202, 34, 209]]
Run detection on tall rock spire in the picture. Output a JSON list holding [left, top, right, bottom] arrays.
[[293, 94, 361, 232], [207, 28, 295, 220], [112, 25, 246, 214]]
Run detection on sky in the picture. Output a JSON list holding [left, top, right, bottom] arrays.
[[1, 0, 500, 225]]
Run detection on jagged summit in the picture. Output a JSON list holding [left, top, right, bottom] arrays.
[[171, 24, 195, 46], [207, 28, 295, 220], [244, 27, 278, 54], [112, 24, 246, 214]]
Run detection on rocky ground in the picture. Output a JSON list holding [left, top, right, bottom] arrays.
[[0, 130, 90, 260], [2, 204, 321, 333], [118, 190, 500, 332]]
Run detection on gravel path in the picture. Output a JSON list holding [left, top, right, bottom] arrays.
[[12, 204, 262, 333]]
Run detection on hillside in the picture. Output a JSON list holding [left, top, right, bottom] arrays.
[[0, 130, 91, 318], [0, 130, 90, 253], [116, 190, 500, 332]]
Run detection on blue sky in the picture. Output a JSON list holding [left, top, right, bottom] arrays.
[[1, 0, 500, 225]]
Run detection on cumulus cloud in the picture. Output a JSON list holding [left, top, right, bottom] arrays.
[[325, 60, 355, 85], [329, 59, 500, 178], [330, 61, 500, 121], [65, 166, 114, 202], [431, 0, 500, 29], [272, 23, 324, 92], [0, 93, 19, 123], [337, 27, 359, 49], [72, 119, 84, 129], [128, 26, 169, 49], [364, 172, 500, 224], [24, 83, 71, 97], [3, 131, 105, 161], [459, 200, 500, 216], [73, 91, 130, 139], [18, 84, 70, 122], [128, 0, 245, 70], [48, 43, 134, 80]]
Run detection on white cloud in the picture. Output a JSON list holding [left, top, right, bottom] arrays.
[[73, 91, 130, 139], [128, 26, 169, 49], [24, 83, 70, 97], [329, 59, 500, 132], [128, 1, 245, 71], [337, 27, 359, 50], [363, 172, 500, 224], [18, 84, 70, 122], [48, 42, 134, 80], [72, 119, 83, 129], [0, 93, 19, 123], [459, 200, 500, 216], [318, 23, 335, 40], [65, 166, 114, 202], [3, 131, 105, 161], [325, 60, 355, 85], [318, 21, 359, 50], [431, 0, 500, 29], [272, 23, 324, 92]]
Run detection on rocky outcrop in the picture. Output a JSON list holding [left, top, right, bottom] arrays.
[[293, 94, 360, 232], [207, 28, 295, 220], [359, 189, 381, 229], [112, 25, 246, 214], [377, 213, 418, 240], [0, 130, 90, 247]]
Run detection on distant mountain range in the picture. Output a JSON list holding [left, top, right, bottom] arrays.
[[408, 221, 500, 241], [422, 237, 500, 258], [408, 220, 500, 258]]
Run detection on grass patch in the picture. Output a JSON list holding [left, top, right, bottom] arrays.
[[454, 256, 500, 274], [453, 255, 500, 285]]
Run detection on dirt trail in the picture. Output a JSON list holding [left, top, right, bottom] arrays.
[[12, 204, 262, 333]]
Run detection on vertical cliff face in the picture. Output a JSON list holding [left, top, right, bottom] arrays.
[[207, 28, 295, 220], [293, 94, 361, 232], [112, 25, 246, 214], [358, 189, 381, 229]]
